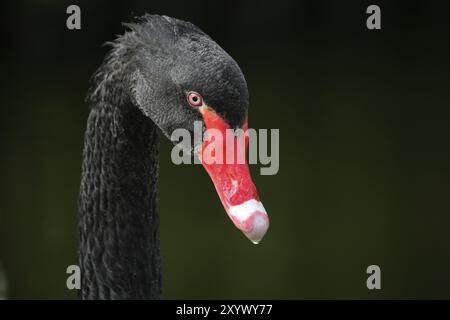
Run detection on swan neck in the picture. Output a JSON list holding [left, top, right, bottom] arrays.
[[79, 103, 161, 299]]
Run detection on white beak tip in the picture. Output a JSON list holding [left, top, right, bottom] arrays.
[[228, 199, 269, 244], [242, 214, 269, 244]]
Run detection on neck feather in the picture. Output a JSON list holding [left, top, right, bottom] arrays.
[[79, 101, 161, 299]]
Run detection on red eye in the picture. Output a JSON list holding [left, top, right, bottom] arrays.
[[187, 92, 203, 107]]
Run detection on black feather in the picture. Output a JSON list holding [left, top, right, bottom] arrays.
[[79, 15, 249, 299]]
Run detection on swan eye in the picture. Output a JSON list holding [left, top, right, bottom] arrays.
[[187, 92, 203, 107]]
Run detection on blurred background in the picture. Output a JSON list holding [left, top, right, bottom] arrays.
[[0, 0, 449, 299]]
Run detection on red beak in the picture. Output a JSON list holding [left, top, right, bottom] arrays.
[[198, 107, 269, 244]]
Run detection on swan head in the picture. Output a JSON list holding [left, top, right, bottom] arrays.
[[97, 14, 269, 244]]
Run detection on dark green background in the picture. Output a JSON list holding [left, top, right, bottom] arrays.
[[1, 0, 449, 299]]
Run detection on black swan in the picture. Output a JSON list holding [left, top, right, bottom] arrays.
[[79, 15, 269, 299]]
